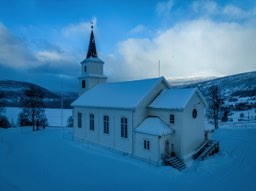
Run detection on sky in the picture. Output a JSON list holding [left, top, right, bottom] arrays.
[[0, 0, 256, 92]]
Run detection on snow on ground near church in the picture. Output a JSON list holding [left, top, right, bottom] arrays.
[[1, 124, 256, 191]]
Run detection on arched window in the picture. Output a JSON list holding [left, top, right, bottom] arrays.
[[84, 66, 87, 72], [103, 115, 109, 134], [121, 117, 128, 138], [82, 80, 86, 88]]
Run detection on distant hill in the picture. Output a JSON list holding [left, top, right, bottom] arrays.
[[168, 71, 256, 112], [0, 80, 77, 108], [168, 71, 256, 98]]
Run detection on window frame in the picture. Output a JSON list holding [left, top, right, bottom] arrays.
[[103, 115, 109, 134], [120, 117, 128, 138], [90, 113, 95, 131], [170, 114, 175, 124], [77, 112, 82, 128], [144, 140, 150, 150]]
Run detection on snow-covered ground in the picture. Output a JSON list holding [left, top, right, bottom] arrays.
[[229, 108, 256, 122], [1, 124, 256, 191], [4, 107, 72, 127]]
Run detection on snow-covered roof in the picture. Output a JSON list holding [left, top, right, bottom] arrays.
[[135, 117, 173, 136], [149, 88, 197, 110], [71, 77, 165, 110], [81, 57, 104, 63]]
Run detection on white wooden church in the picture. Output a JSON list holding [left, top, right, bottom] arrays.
[[71, 26, 211, 167]]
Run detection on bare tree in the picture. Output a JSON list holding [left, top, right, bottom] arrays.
[[207, 85, 222, 129], [19, 85, 48, 131]]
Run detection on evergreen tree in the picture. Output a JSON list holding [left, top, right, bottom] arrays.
[[0, 115, 11, 128], [18, 108, 32, 126], [0, 92, 10, 128], [221, 107, 230, 122]]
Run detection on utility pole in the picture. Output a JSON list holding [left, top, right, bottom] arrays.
[[61, 77, 63, 127]]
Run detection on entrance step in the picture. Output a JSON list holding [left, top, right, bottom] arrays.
[[164, 156, 186, 171]]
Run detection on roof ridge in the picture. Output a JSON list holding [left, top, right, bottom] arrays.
[[134, 77, 165, 108]]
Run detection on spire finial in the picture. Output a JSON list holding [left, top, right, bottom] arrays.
[[90, 21, 93, 30]]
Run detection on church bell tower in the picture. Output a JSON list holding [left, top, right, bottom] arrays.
[[78, 24, 107, 95]]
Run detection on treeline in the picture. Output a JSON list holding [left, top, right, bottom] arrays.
[[0, 85, 73, 130]]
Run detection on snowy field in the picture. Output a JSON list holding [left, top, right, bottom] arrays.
[[4, 107, 72, 127], [1, 125, 256, 191], [229, 108, 256, 122]]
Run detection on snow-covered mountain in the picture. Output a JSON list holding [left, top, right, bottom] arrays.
[[168, 76, 217, 87], [169, 71, 255, 99], [168, 71, 256, 121], [168, 71, 256, 98], [0, 80, 77, 108]]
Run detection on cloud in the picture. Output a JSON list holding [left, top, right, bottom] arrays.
[[192, 0, 219, 16], [129, 24, 146, 35], [53, 18, 98, 57], [103, 1, 256, 81], [0, 23, 37, 69], [191, 0, 256, 20], [113, 19, 256, 80], [222, 5, 256, 19], [61, 18, 96, 38], [0, 22, 85, 91], [156, 0, 174, 17], [35, 50, 75, 64]]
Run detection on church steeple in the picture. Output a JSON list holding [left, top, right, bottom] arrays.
[[78, 23, 107, 95], [86, 25, 98, 58]]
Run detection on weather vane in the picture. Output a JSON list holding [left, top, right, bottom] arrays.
[[90, 21, 93, 29]]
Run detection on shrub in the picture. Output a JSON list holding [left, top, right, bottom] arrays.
[[0, 115, 11, 128], [66, 116, 73, 127]]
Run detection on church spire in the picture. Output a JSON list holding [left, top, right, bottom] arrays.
[[78, 23, 107, 95], [86, 24, 98, 59]]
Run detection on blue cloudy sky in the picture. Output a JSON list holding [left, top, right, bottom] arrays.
[[0, 0, 256, 92]]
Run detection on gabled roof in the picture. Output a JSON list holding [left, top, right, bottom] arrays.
[[135, 117, 173, 136], [71, 77, 166, 110], [149, 88, 207, 110]]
